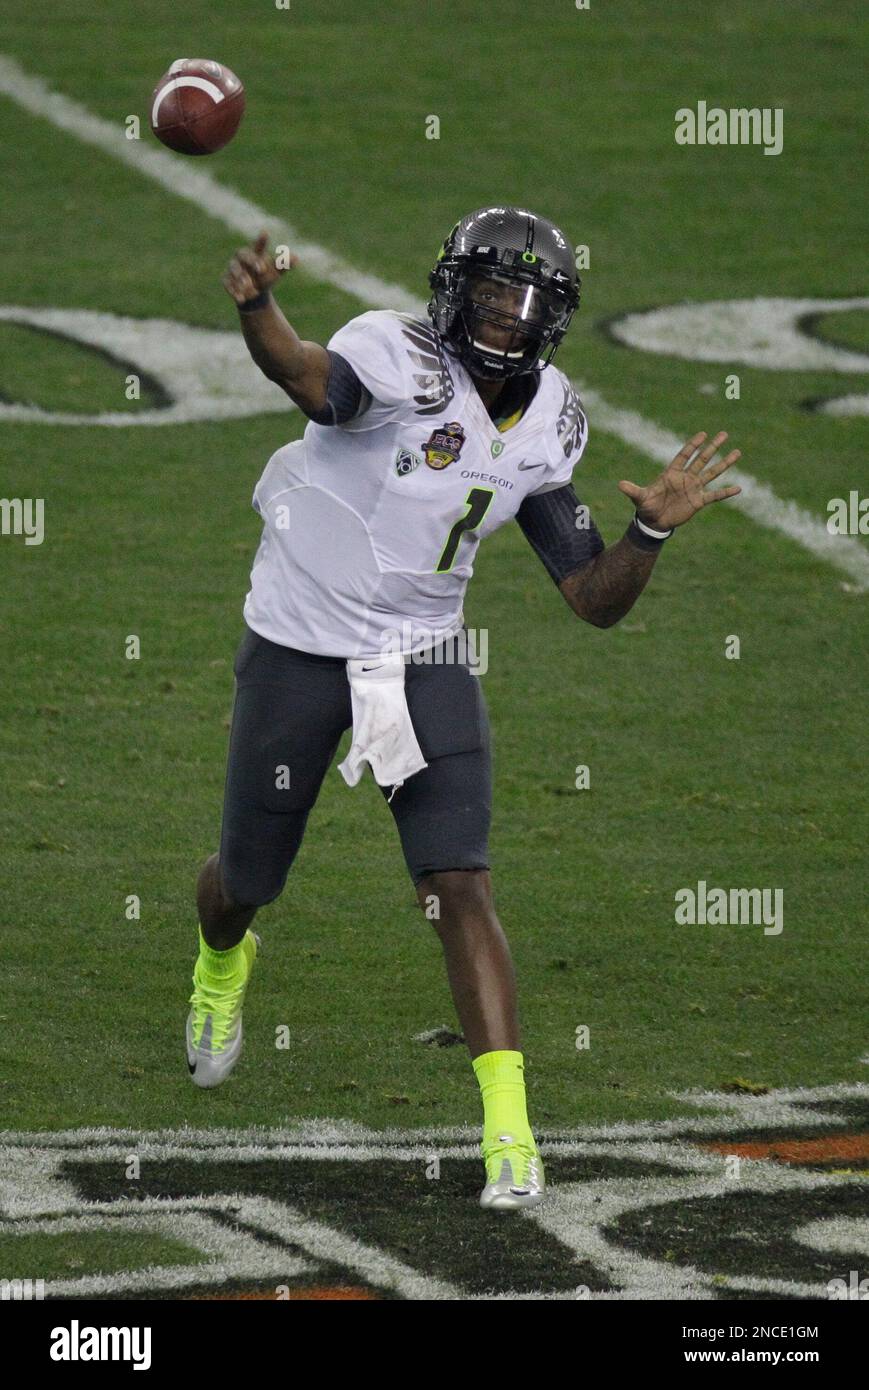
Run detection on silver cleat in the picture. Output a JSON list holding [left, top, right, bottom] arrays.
[[479, 1133, 546, 1211], [186, 930, 259, 1089], [186, 1010, 245, 1089]]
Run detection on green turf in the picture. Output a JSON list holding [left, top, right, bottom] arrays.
[[0, 0, 866, 1138], [813, 308, 869, 355], [0, 1231, 207, 1280], [0, 321, 158, 415]]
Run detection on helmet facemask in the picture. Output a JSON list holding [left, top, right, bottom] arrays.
[[456, 270, 570, 380], [429, 242, 580, 382]]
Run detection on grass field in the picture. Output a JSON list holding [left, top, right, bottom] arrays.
[[0, 0, 866, 1302]]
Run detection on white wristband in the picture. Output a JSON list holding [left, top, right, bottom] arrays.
[[634, 513, 674, 541]]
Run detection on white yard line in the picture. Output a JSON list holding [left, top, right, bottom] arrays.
[[0, 55, 419, 315], [1, 52, 867, 590], [583, 389, 869, 587]]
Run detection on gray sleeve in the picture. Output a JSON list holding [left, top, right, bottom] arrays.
[[515, 482, 605, 584], [304, 349, 371, 425]]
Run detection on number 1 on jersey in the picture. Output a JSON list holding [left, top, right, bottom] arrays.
[[435, 487, 495, 573]]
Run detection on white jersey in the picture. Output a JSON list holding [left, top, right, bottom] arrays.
[[243, 309, 588, 658]]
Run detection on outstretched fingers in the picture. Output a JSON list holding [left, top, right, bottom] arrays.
[[668, 431, 707, 472], [702, 483, 742, 505], [687, 431, 729, 474], [702, 447, 742, 482], [700, 446, 743, 504]]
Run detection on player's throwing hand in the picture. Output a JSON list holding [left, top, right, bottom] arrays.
[[222, 231, 298, 305], [618, 431, 742, 530]]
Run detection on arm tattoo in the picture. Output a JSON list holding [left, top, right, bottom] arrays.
[[559, 530, 660, 628]]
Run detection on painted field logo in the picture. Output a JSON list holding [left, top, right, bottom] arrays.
[[0, 1084, 865, 1301], [607, 295, 869, 420], [675, 102, 783, 156], [0, 307, 293, 427]]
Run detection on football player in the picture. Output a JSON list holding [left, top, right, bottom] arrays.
[[187, 206, 741, 1210]]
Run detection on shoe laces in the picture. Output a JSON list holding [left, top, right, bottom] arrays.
[[483, 1134, 540, 1187], [189, 967, 248, 1052]]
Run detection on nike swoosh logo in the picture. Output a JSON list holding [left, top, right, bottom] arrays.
[[517, 460, 545, 470], [361, 663, 384, 672]]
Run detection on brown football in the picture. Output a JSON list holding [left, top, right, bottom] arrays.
[[150, 58, 245, 155]]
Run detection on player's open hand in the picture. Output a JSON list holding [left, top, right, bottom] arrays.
[[222, 231, 298, 304], [617, 431, 742, 530]]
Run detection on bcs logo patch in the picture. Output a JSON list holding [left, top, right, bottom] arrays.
[[423, 421, 466, 470]]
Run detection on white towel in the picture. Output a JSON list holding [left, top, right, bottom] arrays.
[[338, 654, 428, 795]]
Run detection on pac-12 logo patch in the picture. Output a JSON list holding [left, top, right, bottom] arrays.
[[395, 447, 422, 477], [423, 421, 466, 470]]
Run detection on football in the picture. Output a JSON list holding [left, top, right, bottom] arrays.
[[150, 58, 245, 155]]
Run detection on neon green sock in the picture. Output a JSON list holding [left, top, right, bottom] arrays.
[[196, 926, 247, 981], [472, 1049, 536, 1151]]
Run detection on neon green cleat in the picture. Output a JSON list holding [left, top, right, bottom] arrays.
[[479, 1133, 545, 1211], [186, 930, 259, 1089]]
